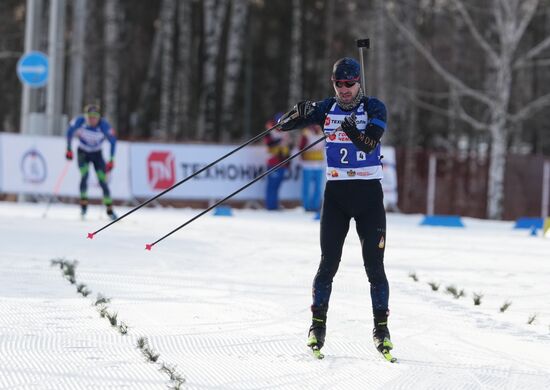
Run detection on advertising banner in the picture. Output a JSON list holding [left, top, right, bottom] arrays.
[[0, 132, 398, 206], [129, 141, 398, 204], [130, 143, 302, 200], [0, 133, 131, 200]]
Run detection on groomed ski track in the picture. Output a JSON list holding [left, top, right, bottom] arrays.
[[1, 202, 549, 389]]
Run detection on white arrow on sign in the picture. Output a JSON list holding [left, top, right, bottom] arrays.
[[19, 65, 48, 74]]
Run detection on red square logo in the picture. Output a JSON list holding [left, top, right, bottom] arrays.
[[147, 151, 175, 190]]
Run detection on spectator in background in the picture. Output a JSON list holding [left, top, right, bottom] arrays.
[[65, 104, 117, 220], [299, 124, 325, 211], [264, 113, 292, 210]]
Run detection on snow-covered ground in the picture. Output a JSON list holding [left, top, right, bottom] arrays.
[[1, 201, 549, 390]]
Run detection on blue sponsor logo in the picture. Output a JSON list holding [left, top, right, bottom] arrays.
[[21, 149, 47, 184]]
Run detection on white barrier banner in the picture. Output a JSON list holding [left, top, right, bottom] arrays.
[[381, 147, 398, 207], [0, 132, 398, 206], [0, 133, 131, 200], [130, 143, 303, 200]]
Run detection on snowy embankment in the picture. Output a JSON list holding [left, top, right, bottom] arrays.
[[1, 201, 549, 389]]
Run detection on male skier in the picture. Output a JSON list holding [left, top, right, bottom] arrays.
[[66, 104, 117, 220]]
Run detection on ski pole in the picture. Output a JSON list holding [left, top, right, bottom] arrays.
[[87, 111, 299, 239], [42, 160, 72, 218], [144, 134, 328, 250]]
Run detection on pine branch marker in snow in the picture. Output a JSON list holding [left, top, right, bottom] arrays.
[[86, 115, 298, 240]]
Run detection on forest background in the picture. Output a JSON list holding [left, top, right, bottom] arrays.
[[1, 0, 550, 220]]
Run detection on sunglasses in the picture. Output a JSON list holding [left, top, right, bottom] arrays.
[[334, 80, 358, 88]]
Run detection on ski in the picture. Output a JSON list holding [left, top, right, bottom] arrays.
[[310, 345, 324, 359], [380, 348, 397, 363], [374, 337, 396, 363], [307, 334, 325, 359]]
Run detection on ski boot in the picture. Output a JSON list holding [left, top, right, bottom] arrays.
[[106, 205, 118, 221], [307, 310, 326, 359], [373, 311, 396, 363], [80, 199, 88, 220]]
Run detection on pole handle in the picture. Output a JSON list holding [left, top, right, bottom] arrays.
[[356, 38, 370, 48], [356, 38, 369, 94]]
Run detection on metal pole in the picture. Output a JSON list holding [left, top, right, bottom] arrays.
[[356, 38, 370, 94], [542, 160, 550, 219], [46, 0, 66, 135], [20, 0, 42, 134], [427, 154, 437, 215]]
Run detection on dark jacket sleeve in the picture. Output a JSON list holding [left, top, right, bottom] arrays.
[[341, 97, 387, 154], [365, 97, 387, 140]]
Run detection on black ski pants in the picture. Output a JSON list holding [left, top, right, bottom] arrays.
[[311, 179, 389, 316]]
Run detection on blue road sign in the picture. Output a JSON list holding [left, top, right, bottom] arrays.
[[17, 51, 49, 88]]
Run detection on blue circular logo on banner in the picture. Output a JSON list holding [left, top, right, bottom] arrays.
[[21, 148, 47, 184], [17, 51, 49, 88]]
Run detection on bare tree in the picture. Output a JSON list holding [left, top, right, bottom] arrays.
[[373, 0, 388, 101], [288, 0, 302, 108], [171, 0, 192, 140], [83, 2, 102, 108], [220, 0, 249, 142], [386, 0, 550, 219], [159, 0, 176, 139], [197, 0, 228, 141], [103, 0, 120, 128], [68, 0, 86, 119], [135, 18, 163, 138], [317, 0, 334, 98]]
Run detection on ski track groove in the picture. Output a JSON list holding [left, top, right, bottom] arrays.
[[2, 205, 550, 389], [383, 279, 550, 390], [0, 265, 167, 390]]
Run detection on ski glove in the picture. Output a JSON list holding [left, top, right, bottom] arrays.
[[106, 159, 114, 173], [279, 101, 315, 131], [340, 113, 381, 154], [295, 100, 315, 119], [65, 150, 73, 160]]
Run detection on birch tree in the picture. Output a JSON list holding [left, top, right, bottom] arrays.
[[288, 0, 302, 108], [171, 0, 192, 140], [83, 0, 102, 108], [220, 0, 249, 142], [197, 0, 228, 141], [103, 0, 120, 128], [386, 0, 550, 219], [68, 0, 86, 119], [373, 0, 389, 101], [317, 0, 334, 98], [135, 17, 163, 138], [159, 0, 176, 139]]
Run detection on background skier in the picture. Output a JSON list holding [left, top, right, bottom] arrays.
[[65, 104, 117, 220]]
